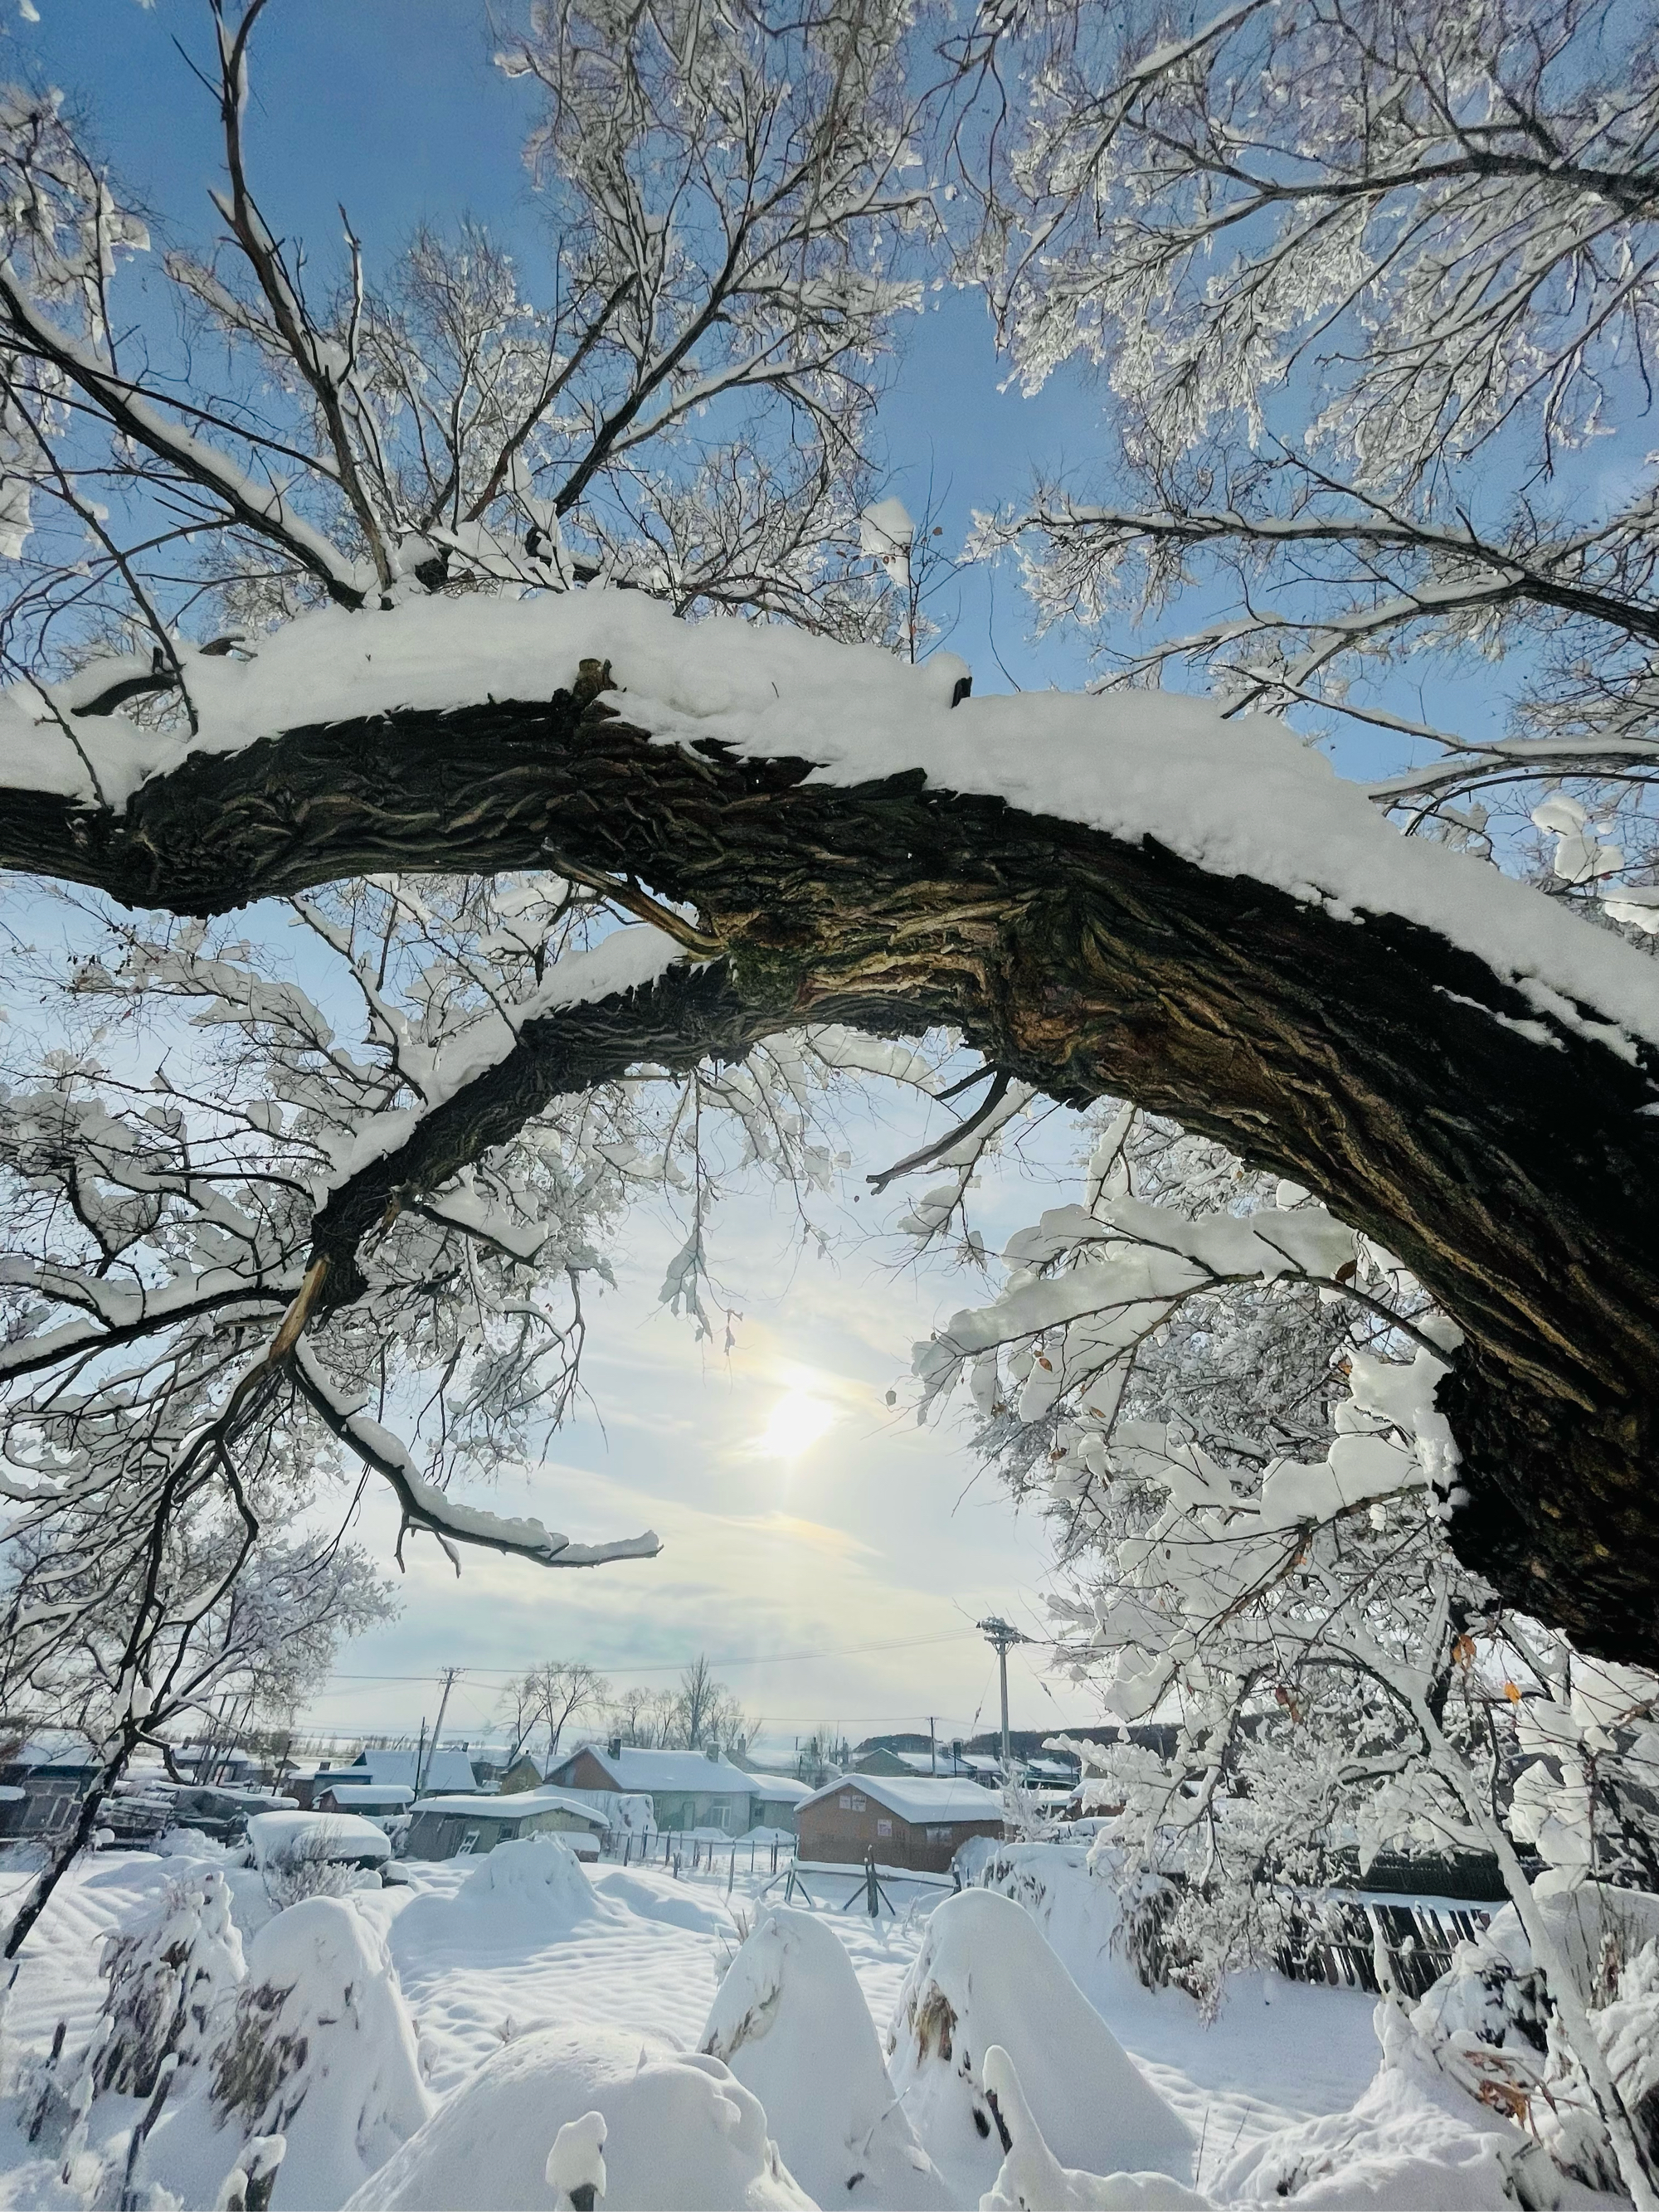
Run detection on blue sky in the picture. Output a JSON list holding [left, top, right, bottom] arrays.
[[7, 1, 1119, 1749], [17, 0, 1105, 693]]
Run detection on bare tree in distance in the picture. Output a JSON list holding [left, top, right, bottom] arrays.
[[520, 1661, 611, 1768]]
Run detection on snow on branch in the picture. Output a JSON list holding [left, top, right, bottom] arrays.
[[290, 1341, 659, 1572], [4, 591, 1657, 1069]]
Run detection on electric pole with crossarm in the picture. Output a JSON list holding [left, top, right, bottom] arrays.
[[976, 1616, 1034, 1775]]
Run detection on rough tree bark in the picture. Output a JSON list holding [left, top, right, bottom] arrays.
[[1, 670, 1656, 1665]]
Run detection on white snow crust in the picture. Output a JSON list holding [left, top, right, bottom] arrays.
[[5, 592, 1656, 1059], [244, 1811, 390, 1867], [341, 2027, 810, 2210]]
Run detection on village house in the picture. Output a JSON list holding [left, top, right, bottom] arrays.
[[314, 1780, 414, 1826], [494, 1752, 545, 1794], [403, 1788, 611, 1861], [545, 1742, 758, 1833], [747, 1772, 813, 1830], [294, 1744, 481, 1807], [796, 1773, 1005, 1874]]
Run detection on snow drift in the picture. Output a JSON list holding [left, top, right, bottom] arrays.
[[886, 1888, 1195, 2202], [455, 1832, 603, 1923], [342, 2025, 811, 2210], [701, 1904, 950, 2208]]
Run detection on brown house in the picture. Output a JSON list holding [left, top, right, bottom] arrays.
[[797, 1772, 1004, 1874]]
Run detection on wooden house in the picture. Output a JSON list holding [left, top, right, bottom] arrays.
[[796, 1773, 1005, 1874]]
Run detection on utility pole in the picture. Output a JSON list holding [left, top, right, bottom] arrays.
[[976, 1617, 1034, 1776], [929, 1716, 936, 1776], [418, 1669, 460, 1796]]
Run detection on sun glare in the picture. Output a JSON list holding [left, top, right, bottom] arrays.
[[757, 1389, 837, 1461]]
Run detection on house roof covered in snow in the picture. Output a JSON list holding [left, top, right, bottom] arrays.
[[747, 1772, 813, 1801], [2, 1731, 96, 1771], [333, 1747, 479, 1794], [800, 1773, 1004, 1825], [552, 1746, 756, 1796], [410, 1789, 609, 1826], [316, 1782, 413, 1808]]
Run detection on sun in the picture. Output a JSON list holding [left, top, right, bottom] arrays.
[[757, 1389, 838, 1461]]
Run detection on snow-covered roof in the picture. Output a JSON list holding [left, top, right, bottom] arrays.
[[747, 1773, 813, 1802], [800, 1773, 1005, 1826], [316, 1782, 413, 1808], [245, 1809, 391, 1865], [409, 1790, 608, 1827], [2, 1732, 95, 1769], [331, 1747, 479, 1794], [553, 1746, 757, 1796]]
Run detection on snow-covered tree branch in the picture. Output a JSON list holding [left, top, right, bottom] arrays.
[[0, 591, 1655, 1667]]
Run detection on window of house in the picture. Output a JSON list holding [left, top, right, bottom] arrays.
[[839, 1794, 852, 1809], [927, 1826, 951, 1843], [458, 1829, 481, 1855], [850, 1795, 866, 1812], [876, 1817, 893, 1838]]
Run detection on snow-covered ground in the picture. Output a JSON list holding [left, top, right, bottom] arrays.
[[0, 1836, 1620, 2210]]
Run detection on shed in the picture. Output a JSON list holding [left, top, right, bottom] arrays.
[[315, 1782, 415, 1825], [796, 1773, 1005, 1873], [319, 1746, 480, 1800], [747, 1772, 813, 1832], [545, 1744, 756, 1833], [403, 1788, 609, 1860], [0, 1737, 101, 1839]]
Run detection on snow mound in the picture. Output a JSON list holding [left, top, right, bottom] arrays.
[[154, 1826, 234, 1861], [1214, 2024, 1579, 2208], [342, 2025, 811, 2210], [701, 1905, 950, 2208], [589, 1867, 739, 1934], [981, 2046, 1215, 2210], [198, 1896, 431, 2210], [457, 1832, 598, 1922], [886, 1889, 1194, 2204]]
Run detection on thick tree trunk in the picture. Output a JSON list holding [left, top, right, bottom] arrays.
[[2, 679, 1657, 1664]]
